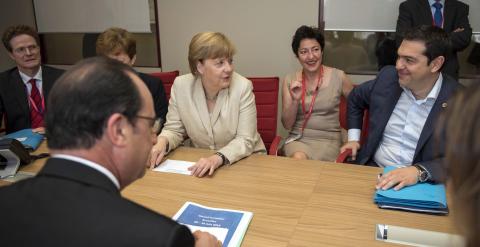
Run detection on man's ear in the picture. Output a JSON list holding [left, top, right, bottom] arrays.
[[8, 52, 15, 61], [105, 113, 130, 147], [430, 56, 445, 73]]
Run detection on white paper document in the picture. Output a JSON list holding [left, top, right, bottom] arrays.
[[152, 159, 194, 175]]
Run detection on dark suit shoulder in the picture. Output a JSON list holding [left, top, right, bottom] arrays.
[[139, 72, 162, 88], [42, 65, 65, 78], [0, 67, 20, 80]]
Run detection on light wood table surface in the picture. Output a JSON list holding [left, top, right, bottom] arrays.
[[288, 163, 457, 247], [2, 143, 457, 246]]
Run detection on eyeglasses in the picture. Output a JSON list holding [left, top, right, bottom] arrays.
[[135, 115, 162, 134], [13, 44, 39, 55]]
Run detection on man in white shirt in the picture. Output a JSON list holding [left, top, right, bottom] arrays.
[[341, 25, 461, 191], [0, 57, 220, 247]]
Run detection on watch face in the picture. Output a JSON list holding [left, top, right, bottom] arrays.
[[419, 170, 429, 182]]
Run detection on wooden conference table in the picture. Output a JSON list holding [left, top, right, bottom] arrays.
[[5, 144, 457, 246]]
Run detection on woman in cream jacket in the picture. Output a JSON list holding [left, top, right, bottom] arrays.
[[149, 32, 265, 177]]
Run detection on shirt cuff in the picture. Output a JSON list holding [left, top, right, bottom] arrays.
[[348, 129, 361, 142]]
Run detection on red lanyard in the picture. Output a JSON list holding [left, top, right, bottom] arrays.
[[300, 66, 323, 131]]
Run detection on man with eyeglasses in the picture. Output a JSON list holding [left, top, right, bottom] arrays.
[[0, 25, 64, 134], [0, 57, 221, 247]]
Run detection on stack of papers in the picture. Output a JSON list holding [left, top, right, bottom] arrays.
[[374, 167, 448, 215], [173, 202, 253, 247], [1, 129, 44, 151]]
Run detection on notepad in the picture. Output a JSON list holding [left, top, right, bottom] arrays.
[[1, 129, 44, 151], [374, 167, 448, 215]]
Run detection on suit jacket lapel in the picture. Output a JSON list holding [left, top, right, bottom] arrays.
[[38, 158, 119, 193], [210, 88, 227, 126], [10, 69, 30, 116], [375, 83, 403, 144], [41, 66, 53, 101], [414, 77, 451, 158], [419, 0, 434, 25], [192, 78, 214, 137], [443, 0, 454, 32]]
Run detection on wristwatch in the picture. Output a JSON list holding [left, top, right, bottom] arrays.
[[215, 152, 230, 166], [413, 164, 429, 183]]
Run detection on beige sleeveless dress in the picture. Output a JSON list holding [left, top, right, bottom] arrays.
[[283, 68, 344, 161]]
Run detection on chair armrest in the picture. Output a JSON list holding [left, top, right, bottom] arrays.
[[268, 135, 283, 156], [335, 148, 353, 163]]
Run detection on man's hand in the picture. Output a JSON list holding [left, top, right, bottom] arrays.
[[188, 154, 223, 177], [339, 141, 361, 161], [193, 230, 222, 247], [453, 27, 465, 33], [376, 166, 418, 191], [32, 127, 45, 134]]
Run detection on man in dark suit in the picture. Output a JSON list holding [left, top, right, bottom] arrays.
[[341, 26, 461, 191], [96, 27, 168, 124], [396, 0, 472, 80], [0, 25, 64, 133], [0, 57, 220, 247]]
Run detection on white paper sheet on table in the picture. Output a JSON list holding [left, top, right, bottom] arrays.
[[152, 159, 194, 175]]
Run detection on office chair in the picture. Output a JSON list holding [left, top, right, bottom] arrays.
[[248, 77, 282, 155]]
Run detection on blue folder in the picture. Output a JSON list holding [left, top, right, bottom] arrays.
[[374, 166, 448, 215], [1, 129, 44, 151]]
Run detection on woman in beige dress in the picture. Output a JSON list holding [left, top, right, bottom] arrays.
[[282, 25, 354, 161]]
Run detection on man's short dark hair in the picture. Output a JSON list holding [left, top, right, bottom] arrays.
[[291, 25, 325, 57], [402, 25, 450, 66], [2, 25, 40, 52], [46, 56, 142, 150]]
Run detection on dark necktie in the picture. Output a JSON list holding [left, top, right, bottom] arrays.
[[28, 79, 44, 128], [433, 1, 443, 28]]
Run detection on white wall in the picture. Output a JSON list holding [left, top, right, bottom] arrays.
[[157, 0, 318, 136], [157, 0, 319, 78], [0, 0, 36, 71]]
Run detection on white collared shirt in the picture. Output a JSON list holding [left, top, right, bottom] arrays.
[[51, 154, 120, 189], [19, 66, 43, 97]]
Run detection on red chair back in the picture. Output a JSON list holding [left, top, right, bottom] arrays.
[[150, 70, 180, 100], [248, 77, 279, 152]]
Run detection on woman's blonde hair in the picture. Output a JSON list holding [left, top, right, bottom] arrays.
[[188, 32, 236, 75], [96, 27, 136, 59]]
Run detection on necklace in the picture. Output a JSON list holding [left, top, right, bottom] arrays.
[[206, 94, 218, 101]]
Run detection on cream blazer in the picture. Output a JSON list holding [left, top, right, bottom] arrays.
[[159, 72, 266, 164]]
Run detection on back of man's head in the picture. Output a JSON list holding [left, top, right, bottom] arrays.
[[403, 25, 450, 66], [46, 56, 142, 150]]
